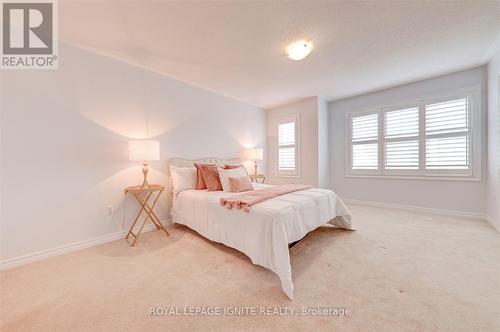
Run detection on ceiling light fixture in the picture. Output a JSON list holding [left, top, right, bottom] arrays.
[[286, 40, 313, 61]]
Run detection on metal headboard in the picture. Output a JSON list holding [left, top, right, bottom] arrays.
[[168, 157, 241, 170], [167, 157, 241, 206]]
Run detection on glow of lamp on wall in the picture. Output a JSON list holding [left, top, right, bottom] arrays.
[[246, 148, 263, 176]]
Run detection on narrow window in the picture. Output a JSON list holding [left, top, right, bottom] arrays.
[[276, 115, 299, 176]]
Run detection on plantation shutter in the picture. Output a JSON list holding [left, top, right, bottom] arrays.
[[351, 113, 378, 170], [384, 107, 419, 170], [425, 98, 470, 171], [278, 121, 296, 171]]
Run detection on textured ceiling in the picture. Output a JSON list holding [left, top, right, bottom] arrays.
[[60, 1, 500, 108]]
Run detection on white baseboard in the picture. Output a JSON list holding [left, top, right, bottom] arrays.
[[1, 203, 497, 272], [344, 199, 487, 221], [0, 219, 172, 271], [485, 215, 500, 232], [345, 199, 499, 233]]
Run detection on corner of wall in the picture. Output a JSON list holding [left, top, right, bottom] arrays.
[[265, 97, 328, 187], [485, 47, 500, 222], [317, 96, 330, 188]]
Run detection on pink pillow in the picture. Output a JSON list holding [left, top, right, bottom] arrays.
[[200, 165, 223, 191], [194, 163, 214, 190], [224, 164, 242, 169], [228, 176, 254, 192]]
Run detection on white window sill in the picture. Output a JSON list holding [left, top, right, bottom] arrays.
[[274, 173, 301, 178], [345, 174, 481, 182]]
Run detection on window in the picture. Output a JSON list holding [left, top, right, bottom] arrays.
[[347, 87, 480, 180], [425, 98, 470, 173], [351, 113, 378, 172], [276, 115, 300, 176], [384, 106, 419, 172]]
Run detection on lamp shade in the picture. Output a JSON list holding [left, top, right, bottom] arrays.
[[129, 140, 160, 161], [246, 148, 263, 161]]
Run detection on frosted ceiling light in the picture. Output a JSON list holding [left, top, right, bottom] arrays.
[[286, 40, 313, 61]]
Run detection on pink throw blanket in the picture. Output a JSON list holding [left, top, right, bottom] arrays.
[[220, 184, 313, 212]]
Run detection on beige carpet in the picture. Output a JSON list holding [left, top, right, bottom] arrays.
[[1, 204, 499, 332]]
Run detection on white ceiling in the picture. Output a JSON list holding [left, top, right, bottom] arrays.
[[60, 1, 500, 108]]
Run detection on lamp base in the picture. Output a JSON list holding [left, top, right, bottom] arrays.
[[253, 160, 258, 177], [140, 161, 151, 189]]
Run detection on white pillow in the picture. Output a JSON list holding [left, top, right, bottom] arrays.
[[169, 166, 197, 193], [218, 167, 248, 192]]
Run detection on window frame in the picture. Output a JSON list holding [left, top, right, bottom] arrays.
[[345, 86, 481, 182], [274, 114, 301, 177]]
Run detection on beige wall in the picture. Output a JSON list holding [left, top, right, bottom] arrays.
[[486, 48, 500, 226], [266, 97, 329, 187], [1, 43, 266, 265], [330, 66, 487, 214]]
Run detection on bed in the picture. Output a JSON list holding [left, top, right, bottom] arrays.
[[169, 157, 354, 299]]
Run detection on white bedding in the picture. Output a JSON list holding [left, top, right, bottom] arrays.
[[171, 183, 354, 299]]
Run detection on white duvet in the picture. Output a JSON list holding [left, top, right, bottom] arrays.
[[171, 184, 354, 299]]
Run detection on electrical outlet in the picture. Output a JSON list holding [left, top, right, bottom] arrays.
[[106, 206, 114, 216]]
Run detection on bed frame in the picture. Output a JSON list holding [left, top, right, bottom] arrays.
[[168, 157, 241, 170], [167, 156, 305, 247]]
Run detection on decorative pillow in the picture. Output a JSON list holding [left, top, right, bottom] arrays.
[[169, 166, 197, 193], [228, 176, 254, 192], [200, 165, 223, 191], [218, 167, 248, 192], [194, 163, 215, 190], [224, 164, 249, 175]]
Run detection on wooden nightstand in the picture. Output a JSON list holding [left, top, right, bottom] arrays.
[[250, 174, 266, 184], [124, 184, 169, 247]]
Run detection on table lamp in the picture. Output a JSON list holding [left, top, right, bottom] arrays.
[[129, 140, 160, 189], [246, 148, 263, 176]]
